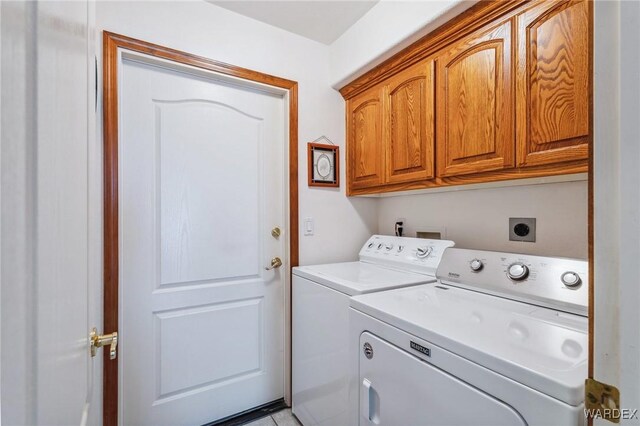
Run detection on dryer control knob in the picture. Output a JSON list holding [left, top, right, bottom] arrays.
[[507, 263, 529, 281], [416, 247, 432, 259], [561, 271, 582, 288], [470, 259, 484, 272]]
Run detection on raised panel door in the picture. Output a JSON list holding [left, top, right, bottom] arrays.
[[120, 55, 285, 425], [516, 0, 591, 166], [385, 60, 435, 184], [347, 86, 385, 191], [436, 21, 514, 177]]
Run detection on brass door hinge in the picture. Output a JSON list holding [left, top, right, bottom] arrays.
[[585, 378, 621, 423]]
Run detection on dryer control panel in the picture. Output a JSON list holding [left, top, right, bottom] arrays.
[[436, 248, 588, 316], [359, 235, 455, 276]]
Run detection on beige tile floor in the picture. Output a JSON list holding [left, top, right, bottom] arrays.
[[244, 408, 301, 426]]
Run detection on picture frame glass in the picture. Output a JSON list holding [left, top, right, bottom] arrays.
[[313, 149, 334, 182]]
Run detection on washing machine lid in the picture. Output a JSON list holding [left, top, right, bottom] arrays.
[[293, 262, 435, 296], [350, 283, 588, 406]]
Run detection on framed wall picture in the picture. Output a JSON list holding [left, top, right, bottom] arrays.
[[307, 142, 339, 187]]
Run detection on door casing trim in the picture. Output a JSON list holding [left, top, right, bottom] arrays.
[[102, 31, 299, 426]]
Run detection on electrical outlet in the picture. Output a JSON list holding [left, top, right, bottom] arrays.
[[509, 218, 536, 242], [395, 218, 405, 237]]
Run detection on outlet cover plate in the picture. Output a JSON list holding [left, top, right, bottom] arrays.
[[509, 218, 536, 242]]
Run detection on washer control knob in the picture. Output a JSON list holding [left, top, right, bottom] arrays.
[[561, 271, 582, 288], [507, 262, 529, 281], [385, 244, 394, 251], [470, 259, 484, 272], [397, 245, 404, 253], [367, 242, 374, 249], [377, 243, 383, 250], [416, 247, 432, 259]]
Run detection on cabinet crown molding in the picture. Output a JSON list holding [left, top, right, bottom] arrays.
[[339, 0, 528, 100]]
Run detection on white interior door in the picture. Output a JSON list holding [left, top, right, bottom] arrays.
[[1, 1, 99, 425], [119, 53, 286, 425], [593, 1, 640, 422]]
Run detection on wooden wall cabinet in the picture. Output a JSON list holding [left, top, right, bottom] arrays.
[[347, 85, 385, 190], [436, 21, 514, 177], [342, 0, 591, 196], [346, 62, 436, 194], [515, 0, 591, 167], [385, 60, 435, 184]]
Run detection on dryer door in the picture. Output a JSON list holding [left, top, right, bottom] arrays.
[[359, 332, 526, 425]]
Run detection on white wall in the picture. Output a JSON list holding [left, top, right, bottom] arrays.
[[96, 1, 378, 266], [329, 0, 475, 87], [378, 181, 588, 259]]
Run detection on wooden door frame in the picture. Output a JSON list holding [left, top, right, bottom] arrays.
[[102, 31, 299, 426]]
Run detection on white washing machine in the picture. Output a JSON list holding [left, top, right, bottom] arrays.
[[349, 248, 588, 426], [292, 235, 455, 426]]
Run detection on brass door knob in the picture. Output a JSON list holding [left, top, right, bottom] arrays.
[[265, 257, 283, 270], [90, 327, 118, 360]]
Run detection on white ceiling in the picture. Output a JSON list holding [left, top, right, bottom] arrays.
[[209, 1, 380, 45]]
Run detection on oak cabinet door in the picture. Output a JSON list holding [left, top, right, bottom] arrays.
[[436, 21, 514, 177], [347, 86, 385, 191], [516, 0, 591, 167], [384, 60, 435, 184]]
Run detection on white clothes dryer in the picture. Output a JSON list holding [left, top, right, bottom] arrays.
[[350, 248, 588, 426]]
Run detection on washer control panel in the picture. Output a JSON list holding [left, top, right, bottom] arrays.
[[360, 235, 455, 276], [436, 248, 588, 316]]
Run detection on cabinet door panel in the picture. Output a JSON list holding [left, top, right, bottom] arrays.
[[385, 60, 435, 183], [436, 21, 514, 177], [516, 0, 591, 166], [347, 87, 384, 191]]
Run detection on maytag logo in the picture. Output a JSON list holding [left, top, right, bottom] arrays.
[[410, 341, 431, 357], [448, 272, 460, 279]]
